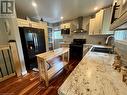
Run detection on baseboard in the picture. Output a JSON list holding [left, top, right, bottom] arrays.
[[0, 73, 16, 82], [22, 70, 27, 75]]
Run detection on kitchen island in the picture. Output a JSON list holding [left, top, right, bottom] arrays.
[[36, 48, 69, 86], [58, 46, 127, 95]]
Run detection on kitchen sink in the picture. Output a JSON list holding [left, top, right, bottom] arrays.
[[91, 47, 113, 54]]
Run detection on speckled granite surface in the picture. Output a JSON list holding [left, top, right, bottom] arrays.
[[58, 50, 127, 95]]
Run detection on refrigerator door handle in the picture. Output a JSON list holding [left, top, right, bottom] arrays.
[[33, 33, 38, 51]]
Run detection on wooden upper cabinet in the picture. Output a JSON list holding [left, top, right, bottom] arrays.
[[30, 21, 42, 29], [60, 23, 71, 29], [113, 0, 123, 18], [89, 18, 95, 35], [17, 18, 30, 27], [102, 8, 114, 34], [110, 0, 127, 30], [16, 18, 47, 29], [89, 7, 113, 35], [94, 10, 104, 35]]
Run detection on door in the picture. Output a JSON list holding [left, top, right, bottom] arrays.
[[36, 29, 46, 53], [53, 30, 63, 49]]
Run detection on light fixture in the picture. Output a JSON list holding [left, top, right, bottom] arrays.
[[94, 7, 98, 11], [61, 16, 64, 20], [32, 2, 37, 7]]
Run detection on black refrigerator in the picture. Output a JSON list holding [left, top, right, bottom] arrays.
[[19, 27, 46, 70]]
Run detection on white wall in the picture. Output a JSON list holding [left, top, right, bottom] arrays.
[[0, 17, 27, 76], [0, 19, 9, 45], [10, 18, 27, 75]]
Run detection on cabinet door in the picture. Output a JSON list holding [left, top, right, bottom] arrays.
[[60, 23, 71, 29], [113, 0, 123, 18], [66, 23, 71, 28], [94, 10, 104, 35], [89, 18, 95, 35], [102, 8, 114, 34]]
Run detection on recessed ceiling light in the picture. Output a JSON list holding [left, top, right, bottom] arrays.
[[94, 7, 98, 11], [61, 16, 64, 20], [32, 2, 37, 7]]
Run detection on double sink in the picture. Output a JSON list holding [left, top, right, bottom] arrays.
[[91, 47, 113, 54]]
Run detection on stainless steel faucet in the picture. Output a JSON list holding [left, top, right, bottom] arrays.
[[105, 35, 114, 45], [105, 35, 115, 53]]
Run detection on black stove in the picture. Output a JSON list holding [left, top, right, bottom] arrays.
[[70, 39, 86, 60]]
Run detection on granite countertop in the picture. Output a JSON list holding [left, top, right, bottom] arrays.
[[58, 46, 127, 95]]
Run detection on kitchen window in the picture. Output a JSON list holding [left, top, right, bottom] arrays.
[[53, 30, 63, 39]]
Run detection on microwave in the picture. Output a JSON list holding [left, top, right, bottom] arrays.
[[61, 28, 70, 34], [121, 0, 127, 16]]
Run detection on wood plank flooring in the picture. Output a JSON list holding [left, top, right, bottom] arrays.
[[0, 59, 80, 95]]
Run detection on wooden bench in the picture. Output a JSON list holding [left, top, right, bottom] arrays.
[[36, 48, 69, 86]]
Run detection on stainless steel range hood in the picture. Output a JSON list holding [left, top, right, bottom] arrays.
[[73, 16, 86, 33]]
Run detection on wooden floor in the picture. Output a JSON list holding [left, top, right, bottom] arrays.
[[0, 59, 80, 95]]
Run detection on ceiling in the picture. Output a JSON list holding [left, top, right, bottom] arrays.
[[16, 0, 113, 23]]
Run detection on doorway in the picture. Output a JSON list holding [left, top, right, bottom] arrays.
[[53, 30, 63, 49]]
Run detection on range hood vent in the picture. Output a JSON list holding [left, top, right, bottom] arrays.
[[74, 16, 87, 33]]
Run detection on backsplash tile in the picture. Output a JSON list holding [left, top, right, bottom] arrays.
[[63, 33, 108, 45]]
